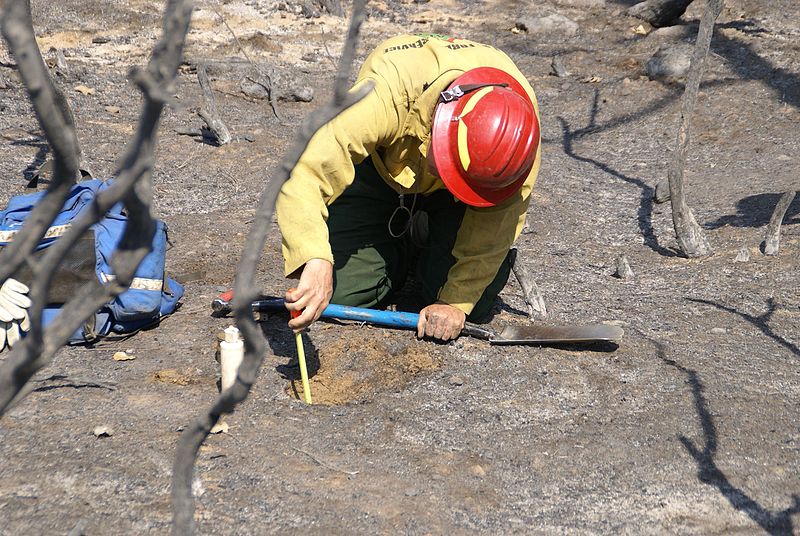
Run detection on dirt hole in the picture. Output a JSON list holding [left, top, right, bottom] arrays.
[[284, 338, 442, 405], [150, 368, 207, 386]]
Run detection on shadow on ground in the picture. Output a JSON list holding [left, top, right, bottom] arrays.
[[686, 297, 800, 358], [556, 89, 678, 257], [649, 336, 800, 535], [706, 193, 800, 230]]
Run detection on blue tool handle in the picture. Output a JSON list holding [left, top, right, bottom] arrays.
[[322, 304, 419, 329], [252, 298, 420, 330]]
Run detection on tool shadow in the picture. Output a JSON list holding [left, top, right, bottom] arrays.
[[257, 314, 322, 385], [499, 340, 621, 353]]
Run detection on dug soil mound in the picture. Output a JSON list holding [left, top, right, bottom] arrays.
[[284, 336, 442, 405]]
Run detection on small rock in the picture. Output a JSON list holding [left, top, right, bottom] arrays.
[[550, 56, 570, 77], [240, 77, 270, 100], [734, 247, 751, 262], [92, 36, 111, 44], [627, 0, 690, 26], [448, 375, 464, 386], [210, 421, 229, 434], [51, 48, 69, 72], [93, 426, 114, 437], [104, 105, 120, 114], [613, 255, 634, 279], [278, 86, 314, 103], [710, 327, 727, 335], [74, 84, 96, 95], [554, 0, 604, 6], [654, 180, 671, 203], [404, 488, 419, 497], [300, 1, 320, 18], [516, 14, 579, 37], [192, 477, 205, 498], [646, 44, 693, 81], [112, 350, 135, 361], [470, 464, 486, 477], [647, 24, 696, 42]]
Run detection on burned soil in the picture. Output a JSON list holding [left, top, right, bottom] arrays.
[[1, 0, 799, 534]]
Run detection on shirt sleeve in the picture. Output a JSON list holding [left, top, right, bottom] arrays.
[[437, 151, 541, 315], [276, 74, 402, 277]]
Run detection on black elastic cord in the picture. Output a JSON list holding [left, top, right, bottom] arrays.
[[439, 82, 509, 103]]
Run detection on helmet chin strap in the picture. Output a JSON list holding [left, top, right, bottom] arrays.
[[439, 82, 509, 103]]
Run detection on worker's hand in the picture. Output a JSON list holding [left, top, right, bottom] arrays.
[[285, 258, 333, 332], [417, 302, 465, 342]]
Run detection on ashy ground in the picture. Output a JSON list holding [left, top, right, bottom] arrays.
[[0, 0, 798, 534]]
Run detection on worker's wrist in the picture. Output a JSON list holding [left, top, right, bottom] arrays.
[[283, 248, 334, 278], [434, 295, 474, 316], [305, 258, 333, 267]]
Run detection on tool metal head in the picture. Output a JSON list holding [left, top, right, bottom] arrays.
[[490, 323, 624, 345]]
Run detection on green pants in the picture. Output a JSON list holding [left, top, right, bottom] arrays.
[[327, 158, 512, 322]]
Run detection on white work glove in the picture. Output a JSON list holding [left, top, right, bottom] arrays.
[[0, 278, 32, 352]]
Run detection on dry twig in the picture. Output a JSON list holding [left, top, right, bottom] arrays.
[[665, 0, 722, 257], [293, 447, 359, 476], [170, 1, 372, 533], [212, 6, 282, 120]]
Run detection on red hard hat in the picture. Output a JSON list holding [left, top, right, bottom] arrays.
[[430, 67, 540, 207]]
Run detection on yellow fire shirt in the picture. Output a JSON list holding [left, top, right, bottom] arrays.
[[276, 34, 541, 314]]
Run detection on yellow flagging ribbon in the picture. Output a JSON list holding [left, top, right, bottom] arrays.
[[288, 295, 312, 404], [295, 332, 312, 404]]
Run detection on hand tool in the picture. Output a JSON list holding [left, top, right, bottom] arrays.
[[212, 293, 623, 346]]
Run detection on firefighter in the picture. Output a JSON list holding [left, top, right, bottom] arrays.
[[276, 34, 541, 341]]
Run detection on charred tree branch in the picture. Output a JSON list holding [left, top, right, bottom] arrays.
[[666, 0, 721, 257], [197, 62, 232, 145], [0, 0, 81, 284], [170, 1, 371, 533], [764, 191, 797, 256], [509, 248, 547, 319], [0, 0, 194, 414]]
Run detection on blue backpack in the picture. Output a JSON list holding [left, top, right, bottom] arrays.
[[0, 179, 184, 343]]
